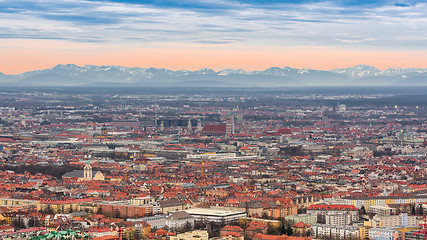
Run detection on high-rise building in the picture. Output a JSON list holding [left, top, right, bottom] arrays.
[[226, 113, 235, 136], [187, 118, 192, 133]]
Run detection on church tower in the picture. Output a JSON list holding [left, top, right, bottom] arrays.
[[160, 120, 165, 131], [226, 113, 235, 136], [101, 125, 109, 138], [84, 161, 92, 180], [187, 118, 192, 133]]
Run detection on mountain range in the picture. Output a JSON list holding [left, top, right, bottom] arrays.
[[1, 64, 427, 87]]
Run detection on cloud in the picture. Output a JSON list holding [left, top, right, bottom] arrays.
[[0, 0, 426, 50]]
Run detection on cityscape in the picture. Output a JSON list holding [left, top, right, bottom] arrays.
[[0, 87, 426, 239], [2, 0, 427, 239]]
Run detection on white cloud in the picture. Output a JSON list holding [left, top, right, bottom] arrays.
[[0, 0, 426, 50]]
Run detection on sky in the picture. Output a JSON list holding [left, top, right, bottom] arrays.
[[1, 0, 427, 74]]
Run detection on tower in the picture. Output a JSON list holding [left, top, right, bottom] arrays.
[[226, 113, 235, 136], [197, 119, 202, 132], [187, 118, 192, 133], [84, 161, 92, 180], [101, 125, 109, 138], [160, 120, 164, 131], [322, 116, 328, 126]]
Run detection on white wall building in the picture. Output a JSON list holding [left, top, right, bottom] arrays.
[[166, 211, 195, 230], [311, 224, 359, 239], [325, 213, 351, 226], [185, 208, 246, 223]]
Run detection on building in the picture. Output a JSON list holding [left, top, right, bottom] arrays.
[[0, 198, 41, 212], [166, 211, 195, 231], [325, 213, 351, 226], [269, 204, 297, 219], [226, 113, 235, 136], [169, 230, 209, 240], [307, 204, 359, 222], [131, 195, 160, 214], [369, 227, 407, 240], [200, 125, 226, 136], [292, 222, 311, 236], [221, 225, 244, 237], [371, 213, 420, 228], [292, 195, 318, 209], [285, 214, 317, 225], [370, 205, 395, 216], [62, 161, 105, 181], [238, 217, 281, 229], [159, 198, 186, 214], [98, 200, 152, 218], [40, 198, 94, 214], [129, 215, 166, 229], [343, 195, 427, 211], [185, 208, 246, 223], [311, 224, 359, 239]]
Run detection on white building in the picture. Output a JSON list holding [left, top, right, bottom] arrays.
[[370, 205, 395, 216], [307, 204, 359, 222], [169, 230, 209, 240], [325, 213, 351, 226], [311, 224, 359, 239], [185, 208, 246, 223], [285, 213, 318, 225], [129, 215, 166, 229], [166, 211, 195, 230], [373, 213, 419, 228], [369, 227, 405, 240]]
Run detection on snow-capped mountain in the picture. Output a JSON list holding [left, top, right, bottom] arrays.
[[0, 64, 426, 87], [330, 64, 381, 78], [217, 69, 247, 75]]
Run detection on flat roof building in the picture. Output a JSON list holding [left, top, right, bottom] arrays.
[[185, 208, 246, 223]]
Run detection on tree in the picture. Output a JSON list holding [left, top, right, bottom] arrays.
[[12, 216, 25, 229], [285, 224, 293, 236], [28, 217, 35, 227], [416, 204, 424, 216], [360, 205, 366, 215], [411, 203, 416, 215], [267, 223, 280, 235], [183, 221, 193, 232], [297, 207, 307, 214], [114, 209, 121, 218]]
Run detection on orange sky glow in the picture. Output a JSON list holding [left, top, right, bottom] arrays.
[[1, 40, 426, 74]]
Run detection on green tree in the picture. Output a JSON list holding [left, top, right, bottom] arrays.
[[360, 205, 366, 215], [411, 203, 416, 215], [285, 224, 293, 236]]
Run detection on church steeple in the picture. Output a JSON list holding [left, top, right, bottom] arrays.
[[84, 160, 92, 180], [101, 125, 109, 138]]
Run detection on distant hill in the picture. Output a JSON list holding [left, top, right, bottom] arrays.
[[1, 64, 426, 87]]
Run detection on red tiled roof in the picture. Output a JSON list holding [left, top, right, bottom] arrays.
[[253, 233, 280, 240], [0, 138, 14, 143], [223, 232, 243, 237], [277, 128, 292, 135], [222, 225, 244, 232], [292, 222, 310, 228], [92, 236, 119, 240], [307, 204, 357, 211], [201, 125, 226, 133]]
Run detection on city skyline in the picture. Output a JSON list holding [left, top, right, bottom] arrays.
[[1, 0, 427, 74]]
